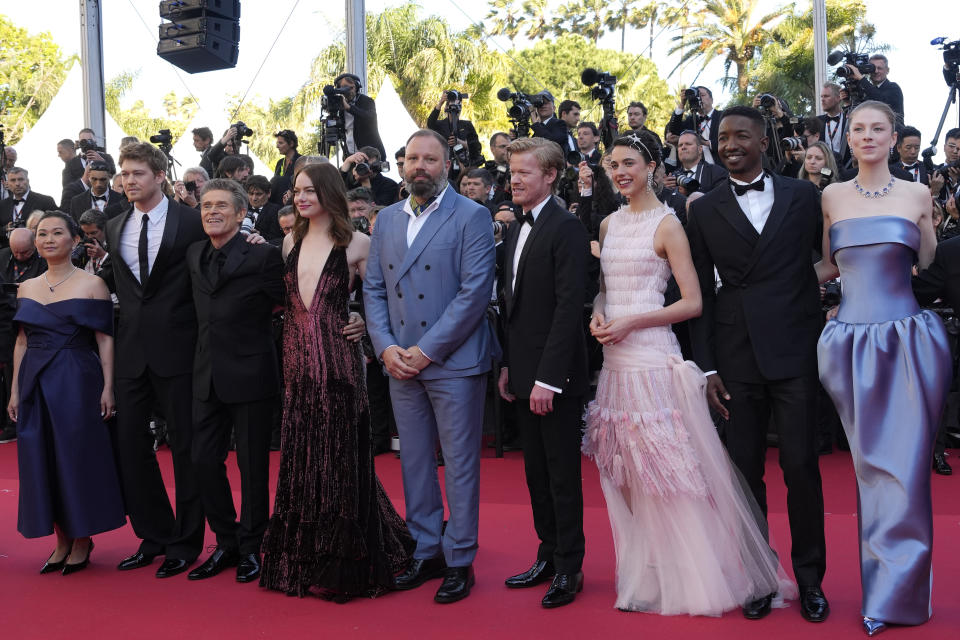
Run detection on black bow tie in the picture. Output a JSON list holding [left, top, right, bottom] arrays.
[[250, 207, 262, 214], [13, 199, 24, 204], [731, 178, 765, 196], [92, 195, 107, 202], [517, 211, 535, 226], [826, 115, 841, 123]]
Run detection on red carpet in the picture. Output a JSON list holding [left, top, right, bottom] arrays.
[[2, 442, 959, 639]]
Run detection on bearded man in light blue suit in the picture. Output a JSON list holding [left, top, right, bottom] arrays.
[[363, 129, 496, 604]]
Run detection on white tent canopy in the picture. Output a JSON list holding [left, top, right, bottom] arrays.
[[373, 76, 418, 182], [14, 64, 130, 199]]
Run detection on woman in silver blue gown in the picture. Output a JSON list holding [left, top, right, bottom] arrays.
[[816, 101, 951, 636]]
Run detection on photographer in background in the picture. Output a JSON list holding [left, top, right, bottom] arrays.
[[844, 54, 904, 122], [573, 122, 602, 165], [270, 129, 302, 205], [668, 86, 723, 161], [798, 142, 839, 193], [57, 138, 79, 187], [893, 126, 930, 186], [76, 208, 110, 275], [173, 167, 209, 210], [64, 128, 116, 183], [244, 175, 283, 242], [427, 91, 484, 171], [929, 128, 960, 203], [663, 130, 729, 196], [818, 84, 847, 158], [69, 162, 126, 221], [626, 101, 662, 147], [339, 145, 398, 206], [334, 72, 385, 159], [215, 155, 251, 183], [200, 126, 236, 177], [461, 168, 502, 214], [346, 187, 376, 223], [531, 92, 575, 151], [484, 132, 512, 198]]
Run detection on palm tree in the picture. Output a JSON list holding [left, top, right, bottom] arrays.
[[483, 0, 523, 43], [553, 0, 609, 44], [522, 0, 553, 40], [668, 0, 790, 96]]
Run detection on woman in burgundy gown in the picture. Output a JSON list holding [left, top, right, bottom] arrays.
[[259, 163, 412, 600]]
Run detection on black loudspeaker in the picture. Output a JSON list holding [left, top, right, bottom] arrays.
[[157, 1, 240, 73]]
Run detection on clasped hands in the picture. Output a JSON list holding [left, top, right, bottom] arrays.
[[589, 311, 635, 346], [382, 345, 431, 380]]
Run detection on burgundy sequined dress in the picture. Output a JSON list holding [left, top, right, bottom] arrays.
[[260, 243, 413, 598]]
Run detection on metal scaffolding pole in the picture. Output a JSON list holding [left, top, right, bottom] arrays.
[[345, 0, 367, 89], [80, 0, 107, 145], [813, 0, 828, 115]]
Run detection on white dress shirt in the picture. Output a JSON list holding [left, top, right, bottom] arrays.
[[511, 195, 562, 395], [402, 186, 448, 247], [120, 197, 168, 283], [730, 172, 774, 234], [823, 111, 845, 154], [12, 190, 30, 221]]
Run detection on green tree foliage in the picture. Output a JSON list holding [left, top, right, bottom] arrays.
[[507, 35, 674, 136], [668, 0, 787, 97], [105, 71, 196, 145], [0, 14, 75, 144], [746, 0, 883, 115]]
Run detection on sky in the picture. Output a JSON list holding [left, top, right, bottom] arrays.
[[5, 0, 960, 161]]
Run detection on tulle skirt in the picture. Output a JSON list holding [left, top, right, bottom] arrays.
[[583, 346, 797, 616]]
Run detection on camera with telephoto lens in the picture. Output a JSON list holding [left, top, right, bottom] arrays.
[[566, 150, 598, 174], [352, 215, 371, 235], [231, 121, 253, 144], [782, 136, 807, 151], [936, 158, 960, 178], [445, 90, 468, 115], [675, 172, 700, 194], [497, 88, 535, 137], [829, 50, 876, 78], [78, 138, 105, 153], [581, 69, 618, 145], [683, 87, 703, 113], [354, 160, 389, 179], [933, 37, 960, 82], [483, 160, 510, 187], [492, 219, 509, 236]]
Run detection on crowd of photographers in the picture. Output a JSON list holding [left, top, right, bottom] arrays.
[[1, 47, 959, 470]]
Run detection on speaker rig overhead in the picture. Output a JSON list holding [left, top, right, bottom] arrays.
[[157, 0, 241, 73]]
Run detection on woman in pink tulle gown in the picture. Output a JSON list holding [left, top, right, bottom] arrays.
[[583, 131, 796, 616]]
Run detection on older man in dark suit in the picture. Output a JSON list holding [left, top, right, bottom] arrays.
[[185, 179, 284, 583]]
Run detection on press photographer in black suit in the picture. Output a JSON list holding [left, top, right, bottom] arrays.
[[531, 93, 577, 153], [185, 179, 284, 583], [892, 126, 931, 186], [668, 87, 723, 161], [245, 175, 284, 243], [663, 130, 729, 196], [335, 73, 386, 160], [428, 91, 484, 169], [844, 54, 904, 123], [686, 106, 828, 623], [69, 162, 127, 221], [270, 130, 302, 205], [64, 128, 116, 183], [626, 101, 662, 148], [0, 168, 57, 247], [339, 146, 399, 206], [100, 142, 208, 579]]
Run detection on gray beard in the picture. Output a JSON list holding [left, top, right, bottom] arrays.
[[406, 173, 446, 200]]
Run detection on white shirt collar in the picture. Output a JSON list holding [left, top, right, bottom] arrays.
[[402, 185, 449, 218], [135, 195, 169, 223], [526, 195, 552, 221], [729, 170, 767, 186]]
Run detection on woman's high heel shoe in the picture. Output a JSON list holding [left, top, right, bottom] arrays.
[[862, 617, 888, 636], [61, 541, 94, 576], [40, 541, 74, 574]]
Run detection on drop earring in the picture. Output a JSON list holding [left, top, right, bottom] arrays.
[[647, 170, 654, 191]]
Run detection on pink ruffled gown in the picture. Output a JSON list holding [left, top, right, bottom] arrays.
[[583, 205, 797, 616]]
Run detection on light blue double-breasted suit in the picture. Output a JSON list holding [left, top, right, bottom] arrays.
[[363, 186, 497, 567]]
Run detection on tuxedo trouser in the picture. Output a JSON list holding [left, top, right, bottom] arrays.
[[192, 387, 273, 555], [389, 374, 485, 568], [515, 395, 585, 574], [114, 370, 204, 561], [723, 374, 826, 588], [366, 360, 396, 448]]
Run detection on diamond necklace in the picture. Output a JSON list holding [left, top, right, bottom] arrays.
[[43, 267, 78, 292], [853, 175, 895, 199]]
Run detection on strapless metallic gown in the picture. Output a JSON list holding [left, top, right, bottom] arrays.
[[818, 216, 951, 625]]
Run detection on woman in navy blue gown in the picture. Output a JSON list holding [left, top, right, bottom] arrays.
[[7, 211, 125, 575], [816, 102, 951, 636]]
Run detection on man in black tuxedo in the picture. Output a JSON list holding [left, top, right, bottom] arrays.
[[891, 126, 930, 186], [185, 179, 283, 583], [100, 142, 207, 579], [340, 146, 399, 206], [532, 93, 577, 153], [0, 168, 58, 247], [244, 175, 283, 243], [57, 138, 79, 187], [63, 128, 116, 183], [844, 54, 904, 123], [668, 86, 723, 161], [664, 130, 729, 195], [913, 238, 960, 475], [427, 92, 484, 169], [572, 122, 602, 166], [498, 137, 589, 609], [818, 83, 847, 159], [930, 128, 960, 203], [335, 73, 385, 159], [686, 106, 828, 623], [68, 162, 126, 221]]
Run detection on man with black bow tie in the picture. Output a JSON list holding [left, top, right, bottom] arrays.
[[243, 175, 283, 243], [0, 168, 57, 247], [185, 179, 283, 584], [686, 106, 829, 624], [817, 84, 848, 159], [69, 162, 127, 221], [668, 86, 723, 162], [891, 126, 930, 186], [664, 130, 729, 195]]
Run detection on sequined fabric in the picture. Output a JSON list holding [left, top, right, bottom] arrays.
[[260, 243, 413, 598]]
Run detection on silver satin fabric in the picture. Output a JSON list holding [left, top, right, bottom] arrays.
[[818, 215, 951, 625]]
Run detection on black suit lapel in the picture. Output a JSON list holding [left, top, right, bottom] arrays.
[[743, 175, 792, 277], [513, 202, 556, 304], [108, 207, 143, 294], [502, 222, 522, 315], [714, 187, 760, 245], [216, 238, 249, 289]]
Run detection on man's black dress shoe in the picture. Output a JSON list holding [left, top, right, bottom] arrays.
[[187, 548, 240, 581], [933, 454, 952, 476], [799, 586, 829, 622], [117, 550, 159, 571], [236, 554, 262, 583], [434, 565, 475, 604], [156, 558, 192, 579], [394, 555, 447, 590], [743, 593, 774, 620], [505, 560, 555, 588], [541, 572, 583, 608]]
